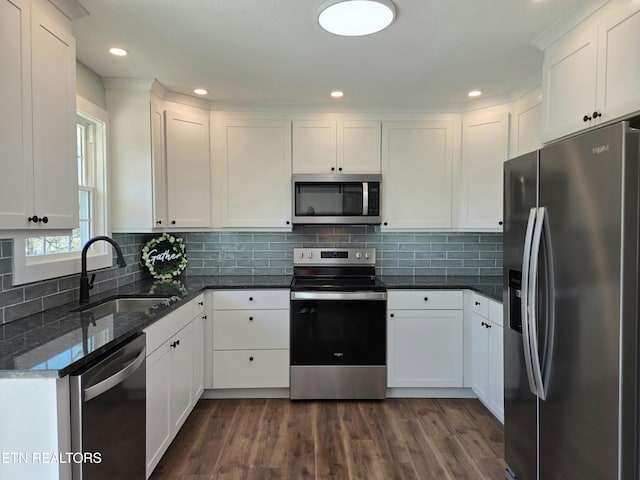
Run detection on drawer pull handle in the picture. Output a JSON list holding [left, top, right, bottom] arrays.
[[249, 356, 254, 362]]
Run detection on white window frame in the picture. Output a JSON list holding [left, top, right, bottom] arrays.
[[12, 96, 111, 285]]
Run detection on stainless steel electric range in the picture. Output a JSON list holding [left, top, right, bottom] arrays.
[[289, 248, 387, 400]]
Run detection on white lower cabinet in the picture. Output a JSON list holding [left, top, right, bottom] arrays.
[[470, 293, 504, 423], [145, 296, 205, 478], [210, 290, 290, 389], [387, 290, 464, 388]]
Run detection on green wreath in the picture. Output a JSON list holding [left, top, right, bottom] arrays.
[[141, 233, 187, 280]]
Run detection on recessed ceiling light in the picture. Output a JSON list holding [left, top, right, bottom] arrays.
[[109, 47, 128, 56], [468, 90, 483, 97], [331, 90, 344, 98], [318, 0, 396, 37], [193, 88, 208, 95]]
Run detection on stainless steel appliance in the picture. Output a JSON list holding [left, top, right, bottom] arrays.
[[292, 174, 381, 224], [290, 248, 387, 399], [70, 333, 146, 480], [503, 121, 640, 480]]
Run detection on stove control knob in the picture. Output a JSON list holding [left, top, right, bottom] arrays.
[[355, 252, 362, 260], [308, 252, 313, 259], [365, 252, 370, 260], [299, 251, 304, 259]]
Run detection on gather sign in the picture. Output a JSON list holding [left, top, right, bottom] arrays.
[[141, 233, 188, 280]]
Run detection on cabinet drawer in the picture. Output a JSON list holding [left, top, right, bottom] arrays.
[[489, 299, 503, 327], [213, 289, 289, 310], [192, 294, 205, 318], [144, 305, 192, 355], [387, 290, 463, 310], [471, 293, 490, 318], [213, 310, 289, 350], [212, 350, 289, 389]]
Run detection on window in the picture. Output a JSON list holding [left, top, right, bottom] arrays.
[[12, 97, 110, 285]]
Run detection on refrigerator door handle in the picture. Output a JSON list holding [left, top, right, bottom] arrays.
[[528, 206, 548, 401], [521, 207, 538, 395]]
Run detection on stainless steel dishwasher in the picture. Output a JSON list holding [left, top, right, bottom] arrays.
[[70, 333, 146, 480]]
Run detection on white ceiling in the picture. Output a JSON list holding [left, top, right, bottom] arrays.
[[72, 0, 583, 110]]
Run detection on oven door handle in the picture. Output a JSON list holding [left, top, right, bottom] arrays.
[[290, 291, 387, 301]]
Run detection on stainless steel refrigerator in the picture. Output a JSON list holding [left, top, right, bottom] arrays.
[[503, 121, 640, 480]]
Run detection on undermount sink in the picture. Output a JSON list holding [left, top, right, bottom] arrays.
[[76, 297, 173, 316]]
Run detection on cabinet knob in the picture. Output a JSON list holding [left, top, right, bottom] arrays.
[[331, 167, 335, 171], [592, 111, 601, 119], [498, 221, 503, 226], [583, 115, 592, 122], [487, 323, 492, 328], [171, 220, 176, 225], [202, 315, 207, 319], [41, 216, 48, 224], [198, 301, 204, 306], [249, 316, 254, 321], [170, 340, 181, 348], [156, 220, 162, 225], [249, 356, 254, 362], [390, 313, 394, 318], [424, 297, 428, 301], [28, 215, 39, 223], [475, 301, 481, 305], [338, 167, 343, 172], [286, 220, 290, 225], [383, 222, 388, 226], [249, 297, 254, 301]]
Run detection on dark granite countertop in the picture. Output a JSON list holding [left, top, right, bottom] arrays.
[[0, 274, 501, 379], [379, 275, 503, 302]]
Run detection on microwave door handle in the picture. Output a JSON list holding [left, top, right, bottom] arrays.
[[362, 182, 369, 215]]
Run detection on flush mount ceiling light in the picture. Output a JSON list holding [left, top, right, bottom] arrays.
[[468, 90, 483, 97], [318, 0, 396, 36], [193, 88, 208, 95], [109, 47, 128, 56], [331, 90, 344, 98]]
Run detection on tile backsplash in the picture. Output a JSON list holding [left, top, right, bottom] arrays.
[[0, 227, 502, 324]]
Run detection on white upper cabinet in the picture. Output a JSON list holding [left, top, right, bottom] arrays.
[[213, 119, 292, 229], [541, 2, 640, 142], [459, 112, 510, 230], [381, 120, 454, 230], [107, 83, 211, 232], [164, 110, 211, 228], [512, 88, 542, 157], [0, 0, 77, 230], [293, 120, 381, 174]]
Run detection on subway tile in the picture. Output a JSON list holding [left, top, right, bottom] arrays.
[[25, 281, 58, 301], [463, 243, 498, 251], [378, 268, 415, 276], [414, 268, 448, 276], [447, 234, 480, 243], [4, 299, 43, 323], [446, 267, 481, 276], [447, 251, 480, 260], [382, 234, 415, 243], [414, 251, 446, 260], [318, 235, 349, 243], [237, 259, 268, 268], [398, 260, 432, 268], [0, 288, 24, 308], [480, 268, 503, 276], [462, 260, 496, 268], [334, 226, 367, 235], [252, 267, 287, 275], [220, 267, 253, 275], [254, 251, 288, 259], [479, 251, 503, 260], [431, 260, 464, 268], [399, 243, 431, 251], [380, 251, 414, 260], [43, 291, 74, 310], [414, 234, 447, 244]]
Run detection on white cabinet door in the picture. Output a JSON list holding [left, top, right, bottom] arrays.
[[0, 0, 32, 229], [192, 312, 205, 400], [165, 110, 210, 228], [170, 322, 194, 434], [488, 322, 504, 423], [31, 2, 77, 229], [541, 22, 598, 142], [381, 121, 454, 229], [151, 97, 167, 228], [470, 312, 490, 400], [292, 120, 337, 173], [387, 309, 464, 388], [146, 344, 172, 478], [513, 97, 542, 157], [337, 120, 381, 173], [216, 119, 292, 228], [597, 5, 640, 124], [459, 112, 509, 229]]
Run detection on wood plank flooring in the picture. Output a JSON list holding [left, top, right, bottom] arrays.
[[150, 398, 505, 480]]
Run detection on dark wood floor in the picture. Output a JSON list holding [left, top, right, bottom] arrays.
[[150, 398, 505, 480]]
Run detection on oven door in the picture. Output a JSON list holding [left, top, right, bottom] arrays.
[[290, 291, 386, 366]]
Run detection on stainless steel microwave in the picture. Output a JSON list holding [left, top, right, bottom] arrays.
[[292, 174, 381, 225]]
